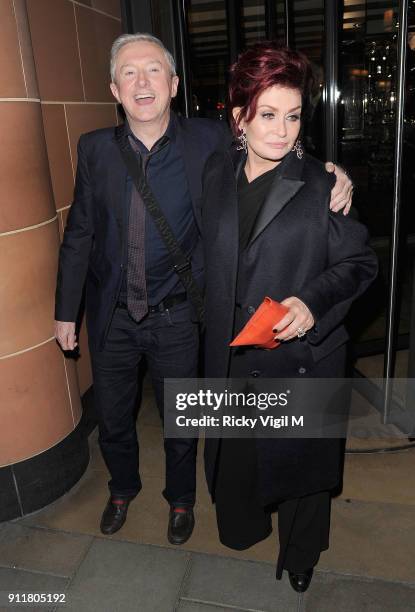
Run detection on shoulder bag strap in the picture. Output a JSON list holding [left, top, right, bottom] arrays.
[[114, 125, 205, 323]]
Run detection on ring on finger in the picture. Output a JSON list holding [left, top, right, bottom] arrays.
[[297, 327, 306, 338]]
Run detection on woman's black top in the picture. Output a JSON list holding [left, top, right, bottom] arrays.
[[237, 155, 289, 250]]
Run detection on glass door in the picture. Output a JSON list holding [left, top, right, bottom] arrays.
[[185, 0, 230, 119], [336, 2, 408, 371], [180, 0, 415, 426]]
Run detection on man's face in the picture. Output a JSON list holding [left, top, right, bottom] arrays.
[[110, 41, 179, 126]]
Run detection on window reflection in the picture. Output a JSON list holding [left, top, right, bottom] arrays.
[[183, 0, 415, 410], [187, 0, 229, 119], [242, 0, 265, 47]]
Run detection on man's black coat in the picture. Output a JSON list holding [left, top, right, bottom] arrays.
[[55, 115, 229, 350], [202, 148, 378, 505]]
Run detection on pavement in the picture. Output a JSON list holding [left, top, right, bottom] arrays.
[[1, 383, 415, 611], [1, 520, 415, 611]]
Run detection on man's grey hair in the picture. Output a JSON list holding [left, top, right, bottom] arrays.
[[110, 33, 176, 82]]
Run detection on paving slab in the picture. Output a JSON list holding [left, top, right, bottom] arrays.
[[304, 571, 415, 612], [178, 600, 250, 611], [0, 567, 68, 612], [64, 537, 189, 612], [0, 523, 92, 578], [181, 553, 299, 612], [322, 499, 415, 583], [19, 468, 110, 537], [341, 448, 415, 506]]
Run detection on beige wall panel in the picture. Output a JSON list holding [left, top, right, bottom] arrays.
[[26, 0, 84, 102], [65, 103, 117, 168], [0, 221, 60, 357], [42, 105, 74, 210], [92, 0, 121, 19], [64, 356, 82, 424], [0, 0, 26, 97], [76, 319, 93, 394], [0, 102, 55, 233], [76, 5, 121, 102], [0, 341, 76, 466], [13, 0, 40, 99]]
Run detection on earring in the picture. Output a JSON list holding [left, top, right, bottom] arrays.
[[236, 129, 248, 154], [292, 139, 304, 159]]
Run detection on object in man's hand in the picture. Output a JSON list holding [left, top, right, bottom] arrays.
[[230, 297, 289, 350]]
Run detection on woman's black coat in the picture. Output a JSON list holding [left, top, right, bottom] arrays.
[[202, 148, 378, 506]]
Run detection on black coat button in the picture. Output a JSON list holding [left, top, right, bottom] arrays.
[[250, 370, 261, 377], [298, 367, 306, 374], [247, 306, 256, 315]]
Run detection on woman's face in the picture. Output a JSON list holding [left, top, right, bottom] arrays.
[[235, 85, 302, 165]]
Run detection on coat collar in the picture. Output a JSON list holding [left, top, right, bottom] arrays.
[[113, 113, 177, 146], [230, 145, 247, 182], [230, 147, 306, 247], [111, 123, 129, 234]]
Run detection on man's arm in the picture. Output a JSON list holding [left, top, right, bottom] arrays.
[[54, 136, 93, 351], [325, 162, 353, 215]]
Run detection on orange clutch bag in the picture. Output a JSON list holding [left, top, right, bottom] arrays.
[[229, 297, 289, 350]]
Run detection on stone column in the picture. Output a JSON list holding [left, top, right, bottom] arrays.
[[0, 0, 87, 521]]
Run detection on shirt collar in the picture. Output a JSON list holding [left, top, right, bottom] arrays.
[[125, 111, 176, 154]]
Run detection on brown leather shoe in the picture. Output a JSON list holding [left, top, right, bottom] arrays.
[[167, 506, 195, 545], [100, 497, 131, 535]]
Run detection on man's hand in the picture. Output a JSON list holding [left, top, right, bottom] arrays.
[[325, 162, 353, 215], [272, 297, 314, 342], [54, 321, 77, 351]]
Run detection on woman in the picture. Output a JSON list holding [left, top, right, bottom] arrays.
[[202, 43, 378, 592]]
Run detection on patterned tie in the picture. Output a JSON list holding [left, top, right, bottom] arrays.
[[126, 135, 148, 322]]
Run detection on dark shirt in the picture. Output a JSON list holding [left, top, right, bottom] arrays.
[[237, 156, 288, 251], [120, 114, 201, 305]]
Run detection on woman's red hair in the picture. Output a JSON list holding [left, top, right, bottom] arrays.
[[228, 42, 312, 136]]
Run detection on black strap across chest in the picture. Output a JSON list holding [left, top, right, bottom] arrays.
[[114, 125, 204, 323]]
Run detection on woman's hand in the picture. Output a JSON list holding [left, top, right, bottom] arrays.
[[272, 297, 314, 341]]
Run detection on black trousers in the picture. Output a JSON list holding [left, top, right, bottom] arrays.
[[90, 301, 199, 506], [214, 437, 330, 579]]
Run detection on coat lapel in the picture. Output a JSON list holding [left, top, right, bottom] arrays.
[[216, 151, 240, 283], [175, 115, 205, 232], [111, 123, 129, 236], [209, 151, 240, 372], [248, 152, 305, 246], [230, 146, 246, 182]]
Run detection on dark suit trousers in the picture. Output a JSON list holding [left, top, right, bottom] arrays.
[[214, 437, 330, 579], [90, 300, 199, 506]]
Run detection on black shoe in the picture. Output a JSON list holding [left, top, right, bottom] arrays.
[[100, 497, 131, 535], [288, 568, 313, 593], [167, 506, 195, 545]]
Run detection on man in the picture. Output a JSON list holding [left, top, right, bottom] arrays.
[[54, 33, 353, 544]]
